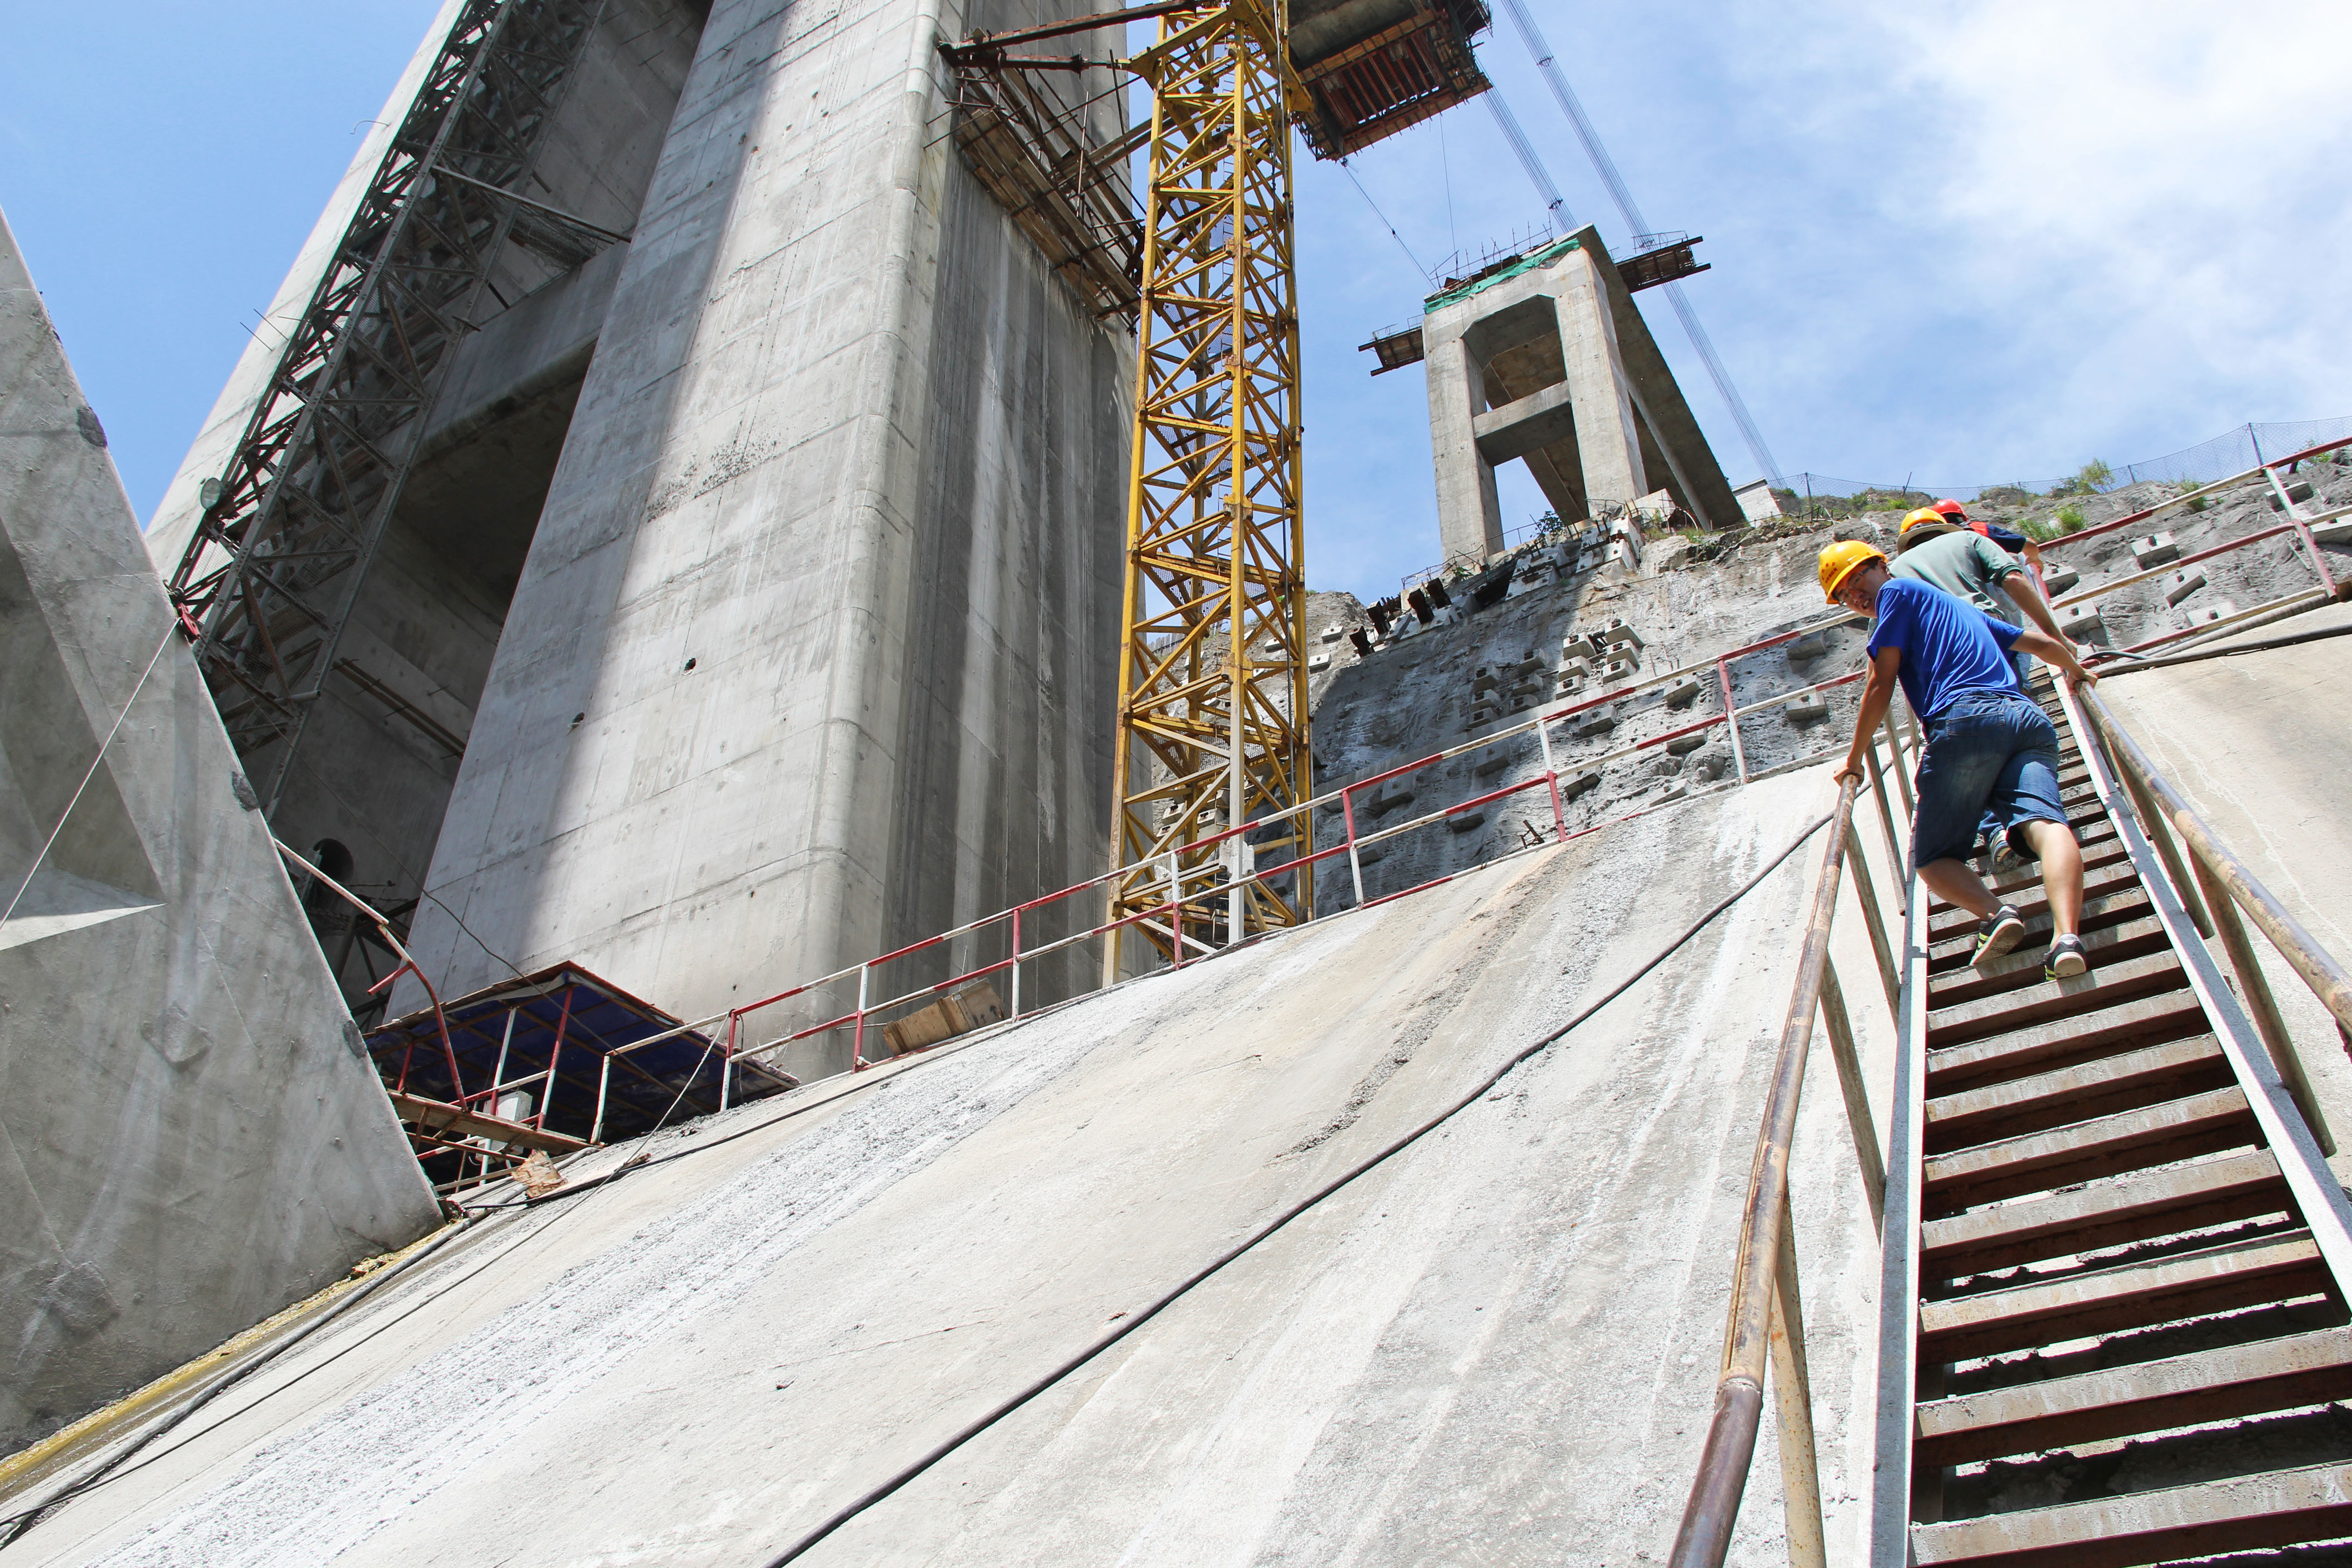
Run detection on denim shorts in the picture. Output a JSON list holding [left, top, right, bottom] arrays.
[[1908, 690, 2068, 871]]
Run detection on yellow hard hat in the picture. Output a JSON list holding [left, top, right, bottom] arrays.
[[1818, 540, 1886, 604], [1901, 506, 1943, 532]]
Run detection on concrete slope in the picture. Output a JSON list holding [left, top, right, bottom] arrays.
[[18, 767, 1891, 1568]]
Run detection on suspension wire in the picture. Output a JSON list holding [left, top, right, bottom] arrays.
[[1, 623, 177, 931], [1494, 0, 1786, 488], [750, 807, 1838, 1566], [1483, 86, 1573, 235], [1339, 161, 1433, 280]]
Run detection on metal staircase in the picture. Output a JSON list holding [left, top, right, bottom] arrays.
[[1874, 679, 2352, 1566]]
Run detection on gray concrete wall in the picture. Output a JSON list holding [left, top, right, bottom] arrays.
[[2095, 604, 2352, 1164], [6, 763, 1897, 1565], [0, 209, 440, 1456], [146, 1, 709, 1021], [393, 0, 1133, 1075]]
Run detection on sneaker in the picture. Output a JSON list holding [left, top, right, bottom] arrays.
[[1972, 905, 2028, 968], [2043, 933, 2089, 981]]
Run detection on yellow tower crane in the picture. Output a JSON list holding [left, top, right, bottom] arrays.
[[944, 0, 1493, 971]]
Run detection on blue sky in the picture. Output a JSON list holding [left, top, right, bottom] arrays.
[[5, 1, 2348, 604]]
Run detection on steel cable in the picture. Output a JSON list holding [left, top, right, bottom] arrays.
[[753, 805, 1838, 1565]]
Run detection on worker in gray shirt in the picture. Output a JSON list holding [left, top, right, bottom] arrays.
[[1892, 505, 2070, 682]]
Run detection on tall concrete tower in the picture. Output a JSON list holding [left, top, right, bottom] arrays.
[[151, 0, 1136, 1078]]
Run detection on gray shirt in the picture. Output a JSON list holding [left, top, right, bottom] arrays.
[[1891, 529, 2026, 625]]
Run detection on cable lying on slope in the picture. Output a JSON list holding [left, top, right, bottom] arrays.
[[755, 806, 1840, 1566]]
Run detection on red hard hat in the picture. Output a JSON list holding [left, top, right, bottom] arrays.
[[1932, 498, 1968, 520]]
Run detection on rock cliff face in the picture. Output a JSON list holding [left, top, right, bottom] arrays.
[[1297, 463, 2352, 911]]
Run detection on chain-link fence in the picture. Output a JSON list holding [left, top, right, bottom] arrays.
[[1781, 416, 2352, 512]]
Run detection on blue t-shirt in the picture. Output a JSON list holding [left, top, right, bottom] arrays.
[[1866, 577, 2024, 720]]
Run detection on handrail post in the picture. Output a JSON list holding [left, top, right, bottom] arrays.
[[1770, 1191, 1826, 1568], [1009, 906, 1023, 1019], [1718, 656, 1749, 784], [1819, 959, 1887, 1228], [1671, 779, 1858, 1567], [1342, 786, 1366, 907], [1537, 714, 1568, 842], [1863, 745, 1906, 913], [1880, 714, 1915, 815], [1843, 823, 1901, 1020], [2101, 729, 2213, 937], [2190, 851, 2336, 1154]]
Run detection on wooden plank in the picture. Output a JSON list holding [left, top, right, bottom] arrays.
[[1911, 1458, 2352, 1567], [386, 1090, 588, 1154], [1926, 861, 2144, 943], [1918, 1233, 2324, 1363], [1923, 1035, 2230, 1155], [1915, 1326, 2352, 1466], [1926, 883, 2150, 969], [1922, 1086, 2256, 1211], [1921, 1147, 2285, 1278], [1923, 990, 2211, 1097], [1926, 951, 2188, 1049], [1927, 915, 2173, 1009]]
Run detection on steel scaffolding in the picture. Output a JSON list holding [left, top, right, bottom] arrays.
[[1106, 0, 1312, 965], [164, 0, 615, 811]]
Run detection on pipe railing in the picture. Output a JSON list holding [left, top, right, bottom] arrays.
[[1670, 757, 1899, 1568], [2075, 686, 2345, 1153]]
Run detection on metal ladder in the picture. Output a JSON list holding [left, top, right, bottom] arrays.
[[1872, 677, 2352, 1564]]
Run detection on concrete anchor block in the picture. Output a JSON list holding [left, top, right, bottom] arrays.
[[2181, 599, 2239, 629], [1560, 632, 1602, 662], [1786, 632, 1826, 665], [1563, 770, 1602, 800], [1665, 731, 1707, 755], [1653, 753, 1684, 776], [1470, 665, 1499, 692], [2039, 563, 2080, 595], [1784, 691, 1830, 725], [1368, 781, 1416, 815], [1555, 673, 1587, 698], [2269, 481, 2316, 508], [1656, 780, 1689, 803], [1600, 655, 1638, 683], [1573, 710, 1617, 739], [2161, 566, 2206, 606], [1446, 808, 1486, 833], [2060, 603, 2107, 642], [1556, 655, 1594, 683], [1664, 674, 1703, 708], [1308, 652, 1333, 672], [1466, 705, 1499, 730], [1601, 617, 1644, 652], [2128, 531, 2179, 568], [1319, 623, 1344, 642], [1507, 692, 1539, 713], [1471, 744, 1513, 777]]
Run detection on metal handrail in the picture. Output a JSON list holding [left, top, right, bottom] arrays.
[[2075, 685, 2345, 1151], [1670, 774, 1867, 1568]]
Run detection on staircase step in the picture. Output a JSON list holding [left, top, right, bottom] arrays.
[[1927, 862, 2144, 942], [1924, 991, 2214, 1098], [1926, 951, 2189, 1050], [1923, 1086, 2257, 1212], [1923, 1035, 2232, 1156], [1911, 1457, 2352, 1567], [1918, 1231, 2325, 1364], [1927, 908, 2165, 996], [1915, 1326, 2352, 1467], [1921, 1148, 2287, 1279], [1986, 835, 2127, 898]]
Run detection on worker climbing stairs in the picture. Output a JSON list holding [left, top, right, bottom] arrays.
[[1876, 674, 2352, 1564]]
